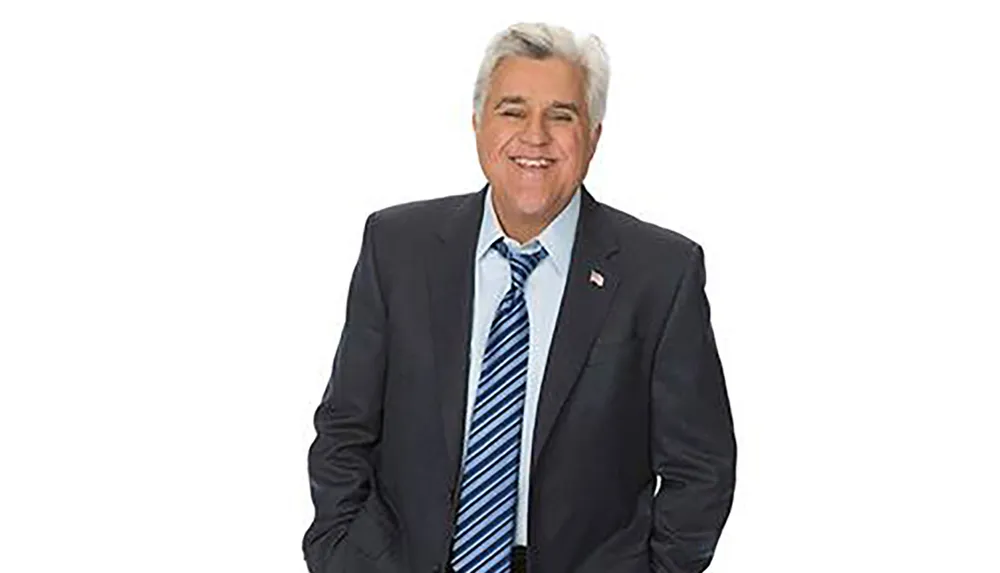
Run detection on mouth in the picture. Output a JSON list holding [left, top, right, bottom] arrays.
[[508, 155, 556, 170]]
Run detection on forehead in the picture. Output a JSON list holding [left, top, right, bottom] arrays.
[[487, 56, 586, 105]]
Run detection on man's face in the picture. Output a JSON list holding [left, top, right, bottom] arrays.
[[474, 56, 601, 227]]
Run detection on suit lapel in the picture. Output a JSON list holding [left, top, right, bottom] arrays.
[[427, 185, 485, 474], [530, 186, 620, 471], [426, 184, 621, 477]]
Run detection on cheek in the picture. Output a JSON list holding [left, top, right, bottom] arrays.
[[555, 132, 587, 168], [480, 129, 514, 162]]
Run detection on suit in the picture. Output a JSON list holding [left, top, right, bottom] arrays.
[[303, 184, 736, 572]]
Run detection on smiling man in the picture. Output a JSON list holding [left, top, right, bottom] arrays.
[[303, 22, 736, 573], [474, 54, 599, 244]]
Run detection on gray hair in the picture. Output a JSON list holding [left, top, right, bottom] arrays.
[[473, 22, 610, 133]]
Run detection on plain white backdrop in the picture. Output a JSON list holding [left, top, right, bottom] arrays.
[[1, 1, 998, 571]]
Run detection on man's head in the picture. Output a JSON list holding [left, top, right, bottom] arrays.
[[472, 23, 610, 241]]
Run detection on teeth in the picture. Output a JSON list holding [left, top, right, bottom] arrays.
[[513, 157, 552, 168]]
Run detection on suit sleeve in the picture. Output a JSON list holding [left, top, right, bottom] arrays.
[[302, 212, 388, 572], [649, 243, 736, 573]]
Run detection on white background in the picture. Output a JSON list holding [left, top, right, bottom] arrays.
[[2, 1, 998, 571]]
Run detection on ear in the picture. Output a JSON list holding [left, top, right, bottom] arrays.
[[472, 111, 479, 133], [589, 123, 603, 157]]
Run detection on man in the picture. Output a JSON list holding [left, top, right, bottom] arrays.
[[303, 22, 736, 573]]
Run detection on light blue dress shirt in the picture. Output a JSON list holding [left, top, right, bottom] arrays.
[[460, 184, 581, 546]]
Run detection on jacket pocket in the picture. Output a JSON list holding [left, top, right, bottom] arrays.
[[343, 492, 396, 561]]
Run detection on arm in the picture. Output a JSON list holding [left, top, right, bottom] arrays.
[[302, 212, 388, 572], [650, 243, 737, 573]]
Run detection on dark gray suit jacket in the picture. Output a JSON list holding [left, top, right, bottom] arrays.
[[303, 185, 736, 573]]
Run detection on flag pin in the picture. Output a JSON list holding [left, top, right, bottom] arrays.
[[589, 269, 604, 288]]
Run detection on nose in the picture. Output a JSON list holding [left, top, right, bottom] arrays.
[[518, 112, 551, 146]]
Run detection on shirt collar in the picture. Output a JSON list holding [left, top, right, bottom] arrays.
[[475, 183, 580, 276]]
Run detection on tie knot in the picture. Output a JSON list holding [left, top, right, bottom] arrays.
[[492, 239, 548, 291]]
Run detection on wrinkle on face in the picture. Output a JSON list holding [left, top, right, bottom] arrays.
[[474, 56, 601, 242]]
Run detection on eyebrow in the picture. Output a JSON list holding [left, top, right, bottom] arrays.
[[550, 101, 580, 116], [494, 96, 527, 109]]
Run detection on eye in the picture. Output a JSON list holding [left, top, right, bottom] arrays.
[[499, 109, 525, 118], [551, 114, 573, 122]]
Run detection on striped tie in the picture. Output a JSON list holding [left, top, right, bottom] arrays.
[[449, 238, 548, 573]]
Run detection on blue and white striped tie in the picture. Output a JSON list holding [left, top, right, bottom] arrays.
[[450, 238, 548, 573]]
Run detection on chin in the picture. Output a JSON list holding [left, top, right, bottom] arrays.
[[502, 187, 553, 214]]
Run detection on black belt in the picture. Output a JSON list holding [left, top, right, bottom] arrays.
[[512, 544, 528, 573]]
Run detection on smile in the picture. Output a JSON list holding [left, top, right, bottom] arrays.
[[509, 156, 555, 169]]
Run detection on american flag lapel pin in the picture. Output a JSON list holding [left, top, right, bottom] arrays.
[[589, 269, 605, 288]]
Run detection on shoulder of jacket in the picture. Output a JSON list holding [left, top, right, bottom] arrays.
[[596, 197, 702, 259], [365, 193, 476, 246], [363, 190, 478, 239]]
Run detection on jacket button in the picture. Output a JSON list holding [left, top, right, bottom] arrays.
[[431, 567, 441, 573]]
